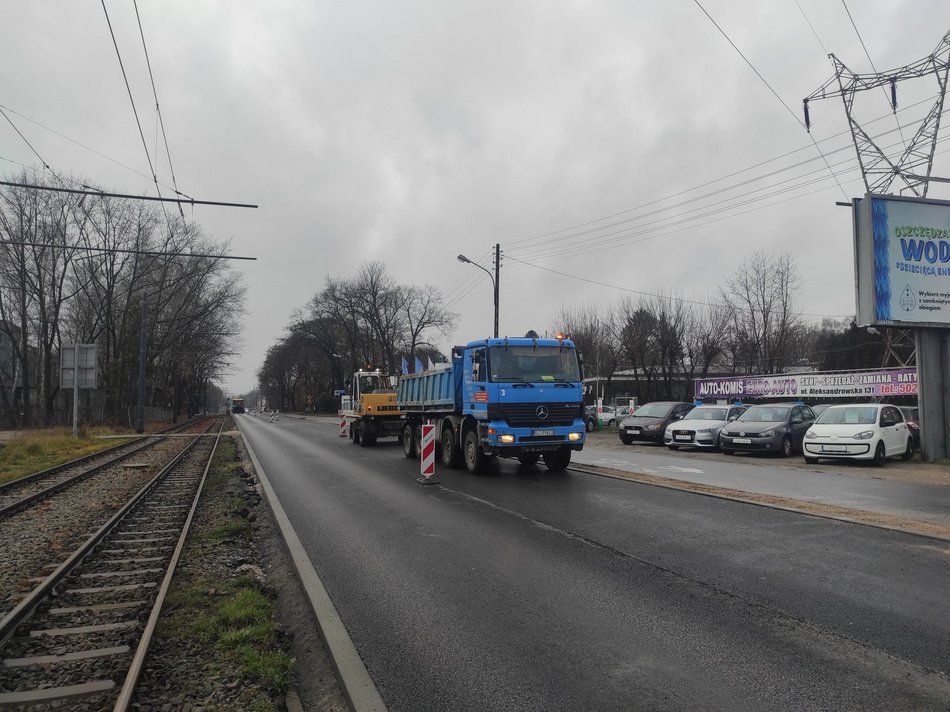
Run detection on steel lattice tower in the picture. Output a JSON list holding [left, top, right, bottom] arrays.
[[803, 30, 950, 369], [803, 29, 950, 198]]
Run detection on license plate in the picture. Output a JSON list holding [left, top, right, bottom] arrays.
[[628, 427, 641, 434], [533, 429, 554, 437], [822, 444, 847, 453], [675, 434, 692, 441], [733, 438, 751, 444]]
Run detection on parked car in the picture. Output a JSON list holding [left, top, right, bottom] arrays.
[[897, 405, 921, 450], [664, 404, 747, 450], [719, 403, 816, 457], [619, 401, 694, 445], [803, 403, 914, 465], [809, 403, 833, 418]]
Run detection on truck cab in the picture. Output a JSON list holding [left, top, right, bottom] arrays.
[[456, 336, 586, 470]]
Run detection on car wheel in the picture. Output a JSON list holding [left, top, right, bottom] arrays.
[[402, 423, 416, 458], [804, 455, 819, 465], [901, 438, 914, 461], [667, 444, 679, 450], [620, 436, 633, 445], [464, 429, 487, 473], [518, 454, 540, 466], [722, 449, 734, 456], [872, 441, 886, 467], [780, 436, 792, 458], [585, 418, 595, 433]]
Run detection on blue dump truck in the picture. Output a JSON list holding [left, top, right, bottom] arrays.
[[397, 336, 587, 472]]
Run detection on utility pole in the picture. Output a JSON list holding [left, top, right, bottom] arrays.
[[493, 243, 501, 339]]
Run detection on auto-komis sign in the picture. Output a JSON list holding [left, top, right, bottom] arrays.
[[695, 368, 917, 400]]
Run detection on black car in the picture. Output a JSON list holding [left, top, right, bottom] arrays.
[[719, 403, 816, 457], [619, 401, 694, 444]]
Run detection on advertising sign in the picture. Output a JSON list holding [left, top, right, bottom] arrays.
[[855, 193, 950, 327], [695, 368, 917, 400]]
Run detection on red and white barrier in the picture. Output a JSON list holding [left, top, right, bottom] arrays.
[[339, 412, 347, 438], [418, 424, 438, 484]]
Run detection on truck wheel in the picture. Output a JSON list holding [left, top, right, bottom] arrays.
[[360, 422, 377, 447], [441, 426, 462, 468], [543, 449, 571, 471], [517, 454, 540, 466], [402, 423, 416, 458], [463, 429, 487, 473]]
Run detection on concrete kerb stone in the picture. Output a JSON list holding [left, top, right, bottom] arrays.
[[236, 421, 388, 712]]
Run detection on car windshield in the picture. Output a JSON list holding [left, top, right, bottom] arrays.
[[685, 407, 727, 421], [738, 406, 790, 423], [816, 406, 878, 425], [489, 345, 580, 383], [632, 403, 673, 418]]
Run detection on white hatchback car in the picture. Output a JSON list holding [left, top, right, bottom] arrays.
[[664, 404, 747, 449], [802, 404, 914, 466]]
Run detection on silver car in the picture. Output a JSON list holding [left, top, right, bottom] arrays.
[[664, 404, 747, 450]]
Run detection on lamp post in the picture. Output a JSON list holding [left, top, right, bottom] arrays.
[[457, 244, 500, 338]]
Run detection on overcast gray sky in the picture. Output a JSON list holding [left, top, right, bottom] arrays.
[[3, 1, 949, 394]]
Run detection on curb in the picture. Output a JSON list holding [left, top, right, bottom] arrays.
[[237, 422, 388, 712]]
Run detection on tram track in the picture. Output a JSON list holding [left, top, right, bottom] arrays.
[[0, 418, 211, 522], [0, 417, 225, 710]]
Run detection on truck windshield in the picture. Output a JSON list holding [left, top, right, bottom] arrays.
[[488, 346, 580, 383]]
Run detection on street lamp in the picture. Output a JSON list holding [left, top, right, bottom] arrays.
[[457, 249, 499, 338]]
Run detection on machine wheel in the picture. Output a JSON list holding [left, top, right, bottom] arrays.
[[351, 423, 361, 445], [517, 454, 540, 466], [901, 438, 914, 461], [463, 429, 487, 473], [543, 449, 571, 471], [872, 441, 886, 466], [804, 455, 819, 465], [402, 423, 416, 458], [780, 436, 793, 458], [441, 426, 462, 468], [359, 421, 376, 447]]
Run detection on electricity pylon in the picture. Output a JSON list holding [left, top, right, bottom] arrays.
[[803, 29, 950, 198], [802, 30, 950, 370]]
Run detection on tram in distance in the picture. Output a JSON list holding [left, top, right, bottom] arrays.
[[231, 398, 245, 414]]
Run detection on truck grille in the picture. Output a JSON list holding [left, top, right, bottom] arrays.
[[494, 402, 581, 427]]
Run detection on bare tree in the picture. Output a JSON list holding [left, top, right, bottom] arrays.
[[720, 252, 803, 374]]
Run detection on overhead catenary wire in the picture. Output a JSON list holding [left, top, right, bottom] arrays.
[[132, 0, 185, 217], [100, 0, 169, 224]]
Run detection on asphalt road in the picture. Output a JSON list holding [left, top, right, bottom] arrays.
[[237, 414, 950, 712]]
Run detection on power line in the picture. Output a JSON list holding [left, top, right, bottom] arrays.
[[794, 0, 828, 55], [693, 0, 848, 200], [839, 0, 908, 149]]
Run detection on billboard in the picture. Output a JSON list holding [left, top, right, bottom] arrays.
[[695, 368, 917, 400], [854, 193, 950, 327]]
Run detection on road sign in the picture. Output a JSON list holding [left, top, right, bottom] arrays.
[[417, 424, 438, 485], [60, 344, 97, 389]]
